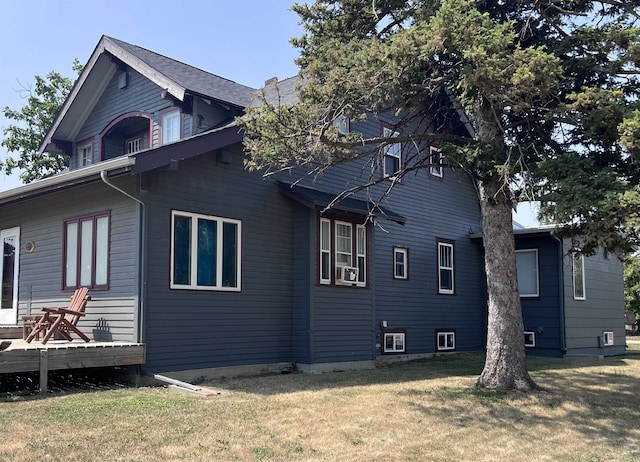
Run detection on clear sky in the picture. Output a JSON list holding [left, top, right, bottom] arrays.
[[0, 0, 540, 226]]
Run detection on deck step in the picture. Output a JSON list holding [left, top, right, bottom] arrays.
[[0, 326, 22, 339]]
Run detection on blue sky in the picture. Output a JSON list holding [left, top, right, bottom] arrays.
[[0, 0, 540, 226]]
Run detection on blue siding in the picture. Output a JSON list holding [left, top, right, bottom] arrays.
[[516, 235, 564, 356]]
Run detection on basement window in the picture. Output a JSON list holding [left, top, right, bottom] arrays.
[[524, 331, 535, 347], [436, 330, 456, 351], [382, 330, 406, 354]]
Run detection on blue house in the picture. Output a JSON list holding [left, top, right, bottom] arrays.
[[0, 36, 626, 380]]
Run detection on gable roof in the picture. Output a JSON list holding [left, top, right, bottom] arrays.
[[40, 35, 256, 154]]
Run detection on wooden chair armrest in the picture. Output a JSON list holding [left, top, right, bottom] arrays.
[[43, 307, 86, 317]]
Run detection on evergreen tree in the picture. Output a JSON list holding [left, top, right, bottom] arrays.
[[240, 1, 640, 390]]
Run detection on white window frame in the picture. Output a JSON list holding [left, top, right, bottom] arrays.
[[516, 249, 539, 298], [383, 332, 405, 353], [382, 126, 401, 179], [319, 217, 366, 287], [573, 253, 585, 300], [429, 146, 443, 178], [170, 211, 241, 291], [78, 142, 92, 167], [393, 246, 408, 280], [334, 115, 350, 134], [161, 110, 181, 144], [524, 331, 536, 347], [602, 331, 614, 346], [63, 211, 109, 290], [437, 240, 455, 294], [437, 331, 455, 351]]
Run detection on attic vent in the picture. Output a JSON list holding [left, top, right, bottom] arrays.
[[118, 71, 128, 89]]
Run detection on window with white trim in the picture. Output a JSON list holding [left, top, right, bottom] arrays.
[[436, 331, 455, 351], [429, 146, 443, 178], [318, 216, 366, 286], [171, 211, 241, 291], [382, 126, 401, 179], [334, 115, 349, 134], [383, 332, 405, 353], [394, 247, 408, 279], [437, 239, 455, 294], [602, 331, 614, 346], [516, 249, 539, 297], [573, 253, 585, 300], [64, 211, 109, 290], [78, 142, 92, 167], [161, 110, 181, 144], [524, 331, 535, 347]]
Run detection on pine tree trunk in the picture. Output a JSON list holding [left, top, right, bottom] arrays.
[[473, 96, 537, 391], [474, 175, 538, 391]]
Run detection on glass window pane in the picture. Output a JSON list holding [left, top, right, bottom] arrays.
[[80, 220, 93, 286], [65, 222, 78, 287], [320, 220, 331, 251], [573, 254, 585, 298], [95, 216, 109, 286], [173, 215, 192, 285], [2, 236, 16, 310], [197, 218, 217, 287], [440, 269, 453, 291], [222, 222, 238, 288], [321, 252, 330, 281], [516, 250, 538, 296]]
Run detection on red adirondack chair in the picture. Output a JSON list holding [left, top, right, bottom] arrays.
[[24, 288, 91, 344]]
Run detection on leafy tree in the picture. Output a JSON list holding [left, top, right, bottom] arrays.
[[1, 60, 82, 183], [625, 255, 640, 318], [240, 1, 640, 390]]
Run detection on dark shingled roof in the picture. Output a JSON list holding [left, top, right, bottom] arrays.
[[107, 36, 256, 108]]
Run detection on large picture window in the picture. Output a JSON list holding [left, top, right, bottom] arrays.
[[64, 211, 110, 290], [171, 211, 241, 291], [319, 216, 366, 286], [516, 249, 539, 297], [437, 239, 455, 294]]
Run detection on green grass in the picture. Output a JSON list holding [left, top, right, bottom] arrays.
[[1, 351, 640, 461]]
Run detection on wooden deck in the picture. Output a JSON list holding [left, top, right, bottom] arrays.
[[0, 339, 145, 374]]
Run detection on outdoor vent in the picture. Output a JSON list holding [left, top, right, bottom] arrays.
[[118, 71, 128, 89]]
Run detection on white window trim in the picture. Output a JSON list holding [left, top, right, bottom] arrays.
[[393, 246, 408, 280], [382, 126, 401, 179], [78, 142, 92, 167], [334, 115, 350, 134], [573, 253, 586, 300], [524, 331, 536, 347], [161, 110, 181, 145], [516, 249, 539, 298], [170, 210, 241, 291], [437, 241, 455, 294], [356, 224, 366, 286], [602, 331, 614, 346], [383, 332, 405, 353], [429, 146, 443, 178], [320, 218, 331, 285], [437, 331, 455, 351]]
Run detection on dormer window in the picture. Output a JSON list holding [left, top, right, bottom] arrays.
[[77, 141, 93, 167], [161, 110, 181, 144]]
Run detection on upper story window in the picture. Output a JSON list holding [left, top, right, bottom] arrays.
[[437, 238, 455, 294], [171, 211, 241, 291], [394, 246, 408, 280], [573, 253, 585, 300], [334, 115, 350, 134], [429, 146, 443, 179], [319, 216, 366, 287], [161, 110, 181, 144], [77, 141, 93, 167], [516, 249, 539, 297], [382, 126, 401, 179], [63, 211, 110, 290]]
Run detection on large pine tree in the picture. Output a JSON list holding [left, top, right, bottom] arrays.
[[241, 0, 640, 390]]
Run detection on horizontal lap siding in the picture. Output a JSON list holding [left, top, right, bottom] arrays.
[[517, 236, 563, 353], [0, 178, 139, 341], [563, 242, 625, 352], [142, 145, 295, 372]]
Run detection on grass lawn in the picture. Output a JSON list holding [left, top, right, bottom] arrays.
[[2, 351, 640, 461]]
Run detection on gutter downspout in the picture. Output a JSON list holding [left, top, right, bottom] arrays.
[[100, 170, 146, 345]]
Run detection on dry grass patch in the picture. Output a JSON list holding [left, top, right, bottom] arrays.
[[1, 352, 640, 461]]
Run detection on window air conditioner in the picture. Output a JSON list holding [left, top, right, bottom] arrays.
[[336, 266, 359, 284]]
